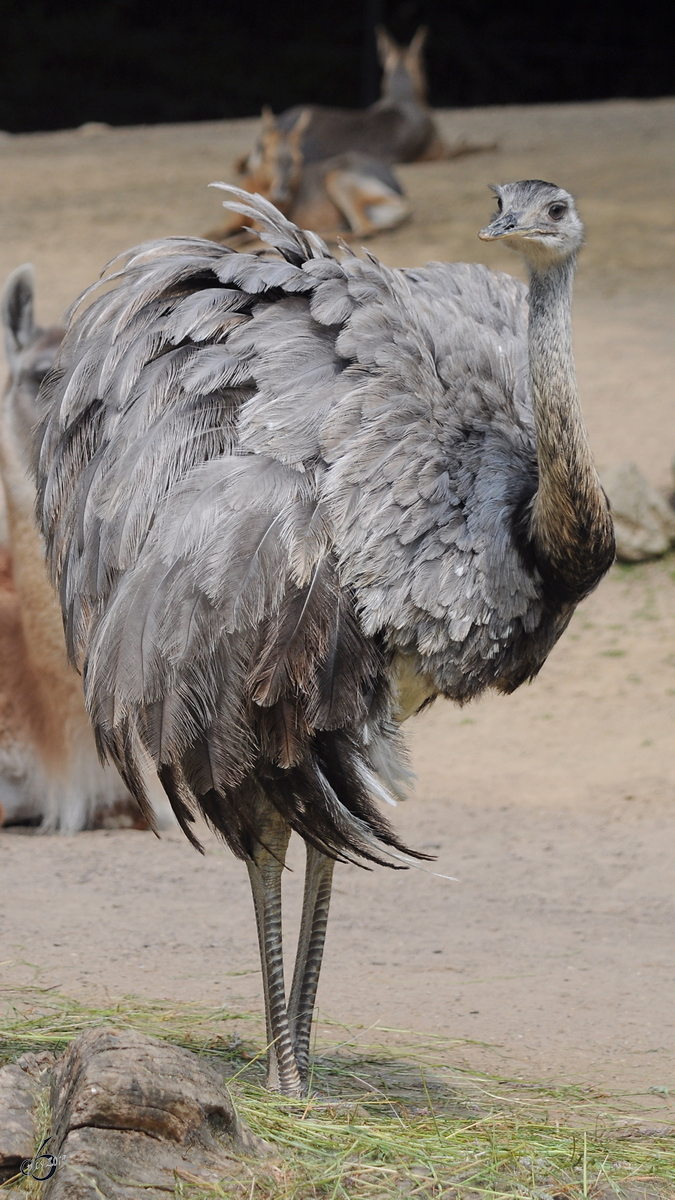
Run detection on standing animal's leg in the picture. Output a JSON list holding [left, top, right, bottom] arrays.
[[324, 169, 411, 237], [246, 806, 303, 1097], [287, 844, 335, 1079]]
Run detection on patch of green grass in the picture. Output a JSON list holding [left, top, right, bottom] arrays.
[[1, 987, 674, 1199], [612, 552, 675, 592], [612, 552, 675, 579], [0, 985, 256, 1064]]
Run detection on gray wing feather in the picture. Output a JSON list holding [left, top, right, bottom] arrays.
[[210, 183, 331, 264]]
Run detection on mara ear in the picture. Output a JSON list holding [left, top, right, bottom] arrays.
[[2, 263, 36, 375], [375, 25, 400, 68], [288, 107, 311, 147], [260, 105, 277, 134], [407, 25, 428, 59]]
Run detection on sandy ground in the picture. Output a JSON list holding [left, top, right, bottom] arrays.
[[1, 99, 675, 1107]]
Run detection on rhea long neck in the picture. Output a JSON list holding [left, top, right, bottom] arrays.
[[526, 254, 614, 603]]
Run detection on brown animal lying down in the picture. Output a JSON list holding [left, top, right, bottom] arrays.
[[205, 28, 495, 245], [0, 265, 175, 832], [206, 107, 412, 244], [275, 26, 482, 166]]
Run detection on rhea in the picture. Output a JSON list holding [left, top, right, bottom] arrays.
[[37, 181, 614, 1096]]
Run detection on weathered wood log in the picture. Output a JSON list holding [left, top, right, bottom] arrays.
[[0, 1063, 36, 1183], [43, 1027, 267, 1200]]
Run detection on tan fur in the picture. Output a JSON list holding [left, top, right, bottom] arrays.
[[205, 25, 494, 246], [206, 108, 308, 241], [207, 111, 411, 244], [321, 165, 410, 236], [0, 272, 174, 831], [0, 391, 83, 772], [372, 28, 495, 162], [283, 27, 442, 165], [205, 27, 494, 245], [375, 24, 429, 106], [287, 184, 346, 238], [0, 352, 132, 828], [282, 27, 493, 166]]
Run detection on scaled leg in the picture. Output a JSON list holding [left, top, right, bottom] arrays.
[[287, 843, 335, 1081], [246, 811, 303, 1097]]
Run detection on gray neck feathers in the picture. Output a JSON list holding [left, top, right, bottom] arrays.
[[527, 256, 614, 599]]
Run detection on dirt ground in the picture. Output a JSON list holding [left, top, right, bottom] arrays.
[[1, 99, 674, 1108]]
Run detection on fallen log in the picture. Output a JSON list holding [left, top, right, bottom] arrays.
[[41, 1027, 267, 1200]]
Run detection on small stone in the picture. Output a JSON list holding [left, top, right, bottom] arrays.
[[43, 1027, 267, 1200], [601, 461, 675, 562]]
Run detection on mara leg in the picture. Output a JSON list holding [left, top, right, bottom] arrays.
[[246, 808, 303, 1097], [287, 844, 335, 1081], [324, 169, 411, 237]]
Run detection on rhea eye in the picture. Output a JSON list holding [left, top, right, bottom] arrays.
[[496, 197, 503, 212], [548, 202, 567, 221]]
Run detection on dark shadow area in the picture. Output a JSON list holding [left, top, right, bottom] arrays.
[[1, 0, 673, 134]]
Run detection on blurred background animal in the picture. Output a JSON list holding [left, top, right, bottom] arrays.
[[0, 264, 174, 831], [206, 107, 411, 243], [206, 27, 494, 246], [276, 27, 457, 165]]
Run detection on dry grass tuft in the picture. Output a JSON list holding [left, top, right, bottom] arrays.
[[1, 986, 673, 1199]]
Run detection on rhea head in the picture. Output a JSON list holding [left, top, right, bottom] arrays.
[[478, 180, 584, 270]]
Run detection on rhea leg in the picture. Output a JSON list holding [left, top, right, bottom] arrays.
[[246, 810, 303, 1097], [287, 844, 335, 1080]]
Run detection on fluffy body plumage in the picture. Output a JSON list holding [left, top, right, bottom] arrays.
[[40, 199, 575, 853], [36, 185, 613, 1093]]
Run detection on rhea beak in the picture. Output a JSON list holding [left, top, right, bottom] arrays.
[[478, 212, 521, 241]]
